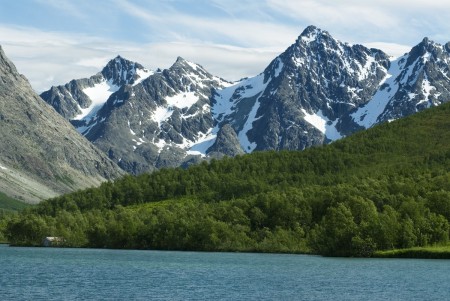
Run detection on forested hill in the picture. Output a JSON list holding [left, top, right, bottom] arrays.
[[5, 102, 450, 256]]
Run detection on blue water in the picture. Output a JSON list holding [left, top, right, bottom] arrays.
[[0, 244, 449, 300]]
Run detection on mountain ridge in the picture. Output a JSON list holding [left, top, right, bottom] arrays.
[[40, 25, 450, 174]]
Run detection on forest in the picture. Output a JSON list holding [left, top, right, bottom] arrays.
[[2, 102, 450, 256]]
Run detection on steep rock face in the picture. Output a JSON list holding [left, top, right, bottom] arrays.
[[0, 46, 124, 203], [207, 124, 244, 158]]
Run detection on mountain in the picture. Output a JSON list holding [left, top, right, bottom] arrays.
[[42, 56, 231, 174], [0, 46, 124, 203], [83, 57, 233, 174], [213, 25, 390, 152], [211, 26, 450, 151], [40, 25, 450, 174]]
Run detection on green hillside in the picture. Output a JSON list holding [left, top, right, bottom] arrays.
[[4, 102, 450, 256], [0, 192, 29, 212]]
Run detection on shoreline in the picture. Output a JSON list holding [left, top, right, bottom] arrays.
[[4, 243, 450, 259], [373, 246, 450, 259]]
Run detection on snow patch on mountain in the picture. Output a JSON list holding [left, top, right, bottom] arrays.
[[212, 84, 240, 122], [132, 137, 145, 146], [133, 68, 153, 86], [239, 98, 262, 152], [357, 54, 376, 81], [300, 26, 321, 44], [418, 76, 435, 109], [0, 164, 7, 171], [212, 73, 269, 152], [399, 58, 420, 85], [351, 55, 406, 128], [301, 109, 342, 141], [151, 107, 174, 127], [77, 121, 98, 136], [237, 74, 267, 99], [165, 91, 201, 109], [75, 80, 119, 120], [149, 91, 205, 129], [186, 130, 217, 157], [153, 137, 167, 154], [239, 74, 269, 152]]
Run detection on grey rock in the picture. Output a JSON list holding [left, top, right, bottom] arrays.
[[207, 124, 244, 158], [0, 46, 124, 203]]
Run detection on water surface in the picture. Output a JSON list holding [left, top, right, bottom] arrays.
[[0, 245, 448, 300]]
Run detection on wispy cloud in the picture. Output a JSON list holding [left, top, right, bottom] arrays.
[[266, 0, 450, 44], [0, 24, 280, 92], [34, 0, 88, 20], [114, 0, 299, 48]]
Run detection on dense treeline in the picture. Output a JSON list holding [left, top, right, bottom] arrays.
[[0, 192, 29, 243], [4, 103, 450, 256]]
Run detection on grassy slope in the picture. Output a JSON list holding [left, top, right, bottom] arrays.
[[374, 245, 450, 259], [0, 191, 30, 212]]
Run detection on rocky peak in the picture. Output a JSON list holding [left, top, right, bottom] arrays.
[[169, 56, 206, 76], [174, 56, 188, 64], [297, 25, 331, 42], [407, 37, 439, 62], [399, 38, 449, 78], [101, 55, 149, 86], [162, 56, 226, 95]]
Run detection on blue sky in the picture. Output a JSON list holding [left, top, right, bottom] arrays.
[[1, 0, 449, 92]]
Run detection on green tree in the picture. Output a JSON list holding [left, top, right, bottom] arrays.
[[6, 214, 52, 246], [310, 203, 358, 256]]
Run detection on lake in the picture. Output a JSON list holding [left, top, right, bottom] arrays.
[[0, 244, 448, 300]]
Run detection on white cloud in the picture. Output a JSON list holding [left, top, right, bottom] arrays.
[[0, 24, 280, 92]]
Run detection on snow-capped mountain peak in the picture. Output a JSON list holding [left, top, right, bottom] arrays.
[[102, 55, 153, 87], [40, 56, 153, 136], [297, 25, 331, 45]]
